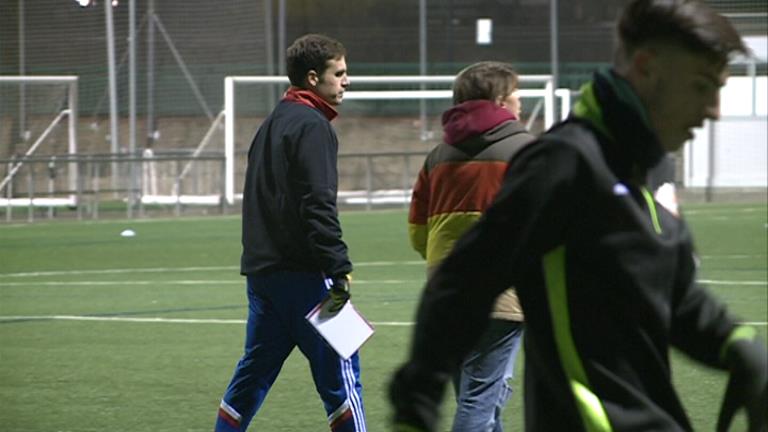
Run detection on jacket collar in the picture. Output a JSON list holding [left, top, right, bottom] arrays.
[[572, 69, 666, 177], [283, 86, 338, 121]]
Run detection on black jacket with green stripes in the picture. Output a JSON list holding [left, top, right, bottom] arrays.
[[393, 70, 742, 431]]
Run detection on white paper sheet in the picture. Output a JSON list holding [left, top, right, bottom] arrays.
[[305, 299, 375, 360]]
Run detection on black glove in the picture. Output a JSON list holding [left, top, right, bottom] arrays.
[[327, 274, 351, 313], [389, 363, 447, 432], [717, 338, 768, 432]]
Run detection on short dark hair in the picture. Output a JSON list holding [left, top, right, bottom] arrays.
[[286, 34, 347, 87], [616, 0, 747, 66], [452, 61, 519, 105]]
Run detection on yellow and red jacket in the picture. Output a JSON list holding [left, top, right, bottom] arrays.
[[408, 99, 535, 320]]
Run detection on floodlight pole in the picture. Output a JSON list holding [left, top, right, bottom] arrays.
[[128, 0, 137, 216], [550, 0, 559, 94], [264, 0, 276, 106], [18, 0, 28, 143], [419, 0, 428, 141], [277, 0, 286, 77], [105, 0, 120, 189], [147, 0, 157, 148]]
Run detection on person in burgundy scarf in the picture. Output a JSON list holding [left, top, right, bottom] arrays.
[[215, 34, 366, 432], [407, 61, 535, 432]]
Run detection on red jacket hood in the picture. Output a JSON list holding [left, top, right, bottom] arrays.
[[441, 100, 517, 145]]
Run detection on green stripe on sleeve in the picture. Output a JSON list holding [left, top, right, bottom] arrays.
[[719, 325, 757, 362], [543, 246, 613, 432], [641, 187, 662, 234]]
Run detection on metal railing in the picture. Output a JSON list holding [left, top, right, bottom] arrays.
[[1, 153, 227, 223]]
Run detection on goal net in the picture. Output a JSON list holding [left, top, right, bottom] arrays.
[[220, 75, 571, 207], [0, 76, 79, 207]]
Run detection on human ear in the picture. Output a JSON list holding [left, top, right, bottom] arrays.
[[632, 48, 656, 79], [307, 70, 319, 87], [626, 47, 661, 95]]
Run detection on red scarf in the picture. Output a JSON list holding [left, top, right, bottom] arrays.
[[283, 87, 338, 121]]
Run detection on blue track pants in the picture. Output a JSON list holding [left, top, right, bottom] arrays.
[[215, 271, 366, 431]]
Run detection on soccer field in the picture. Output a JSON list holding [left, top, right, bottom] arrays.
[[1, 203, 766, 431]]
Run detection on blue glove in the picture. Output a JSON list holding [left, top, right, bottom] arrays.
[[328, 275, 351, 313], [717, 338, 768, 432]]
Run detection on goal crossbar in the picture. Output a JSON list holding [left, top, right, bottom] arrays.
[[223, 75, 561, 205]]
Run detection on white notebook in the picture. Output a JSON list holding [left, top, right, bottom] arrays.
[[305, 299, 375, 360]]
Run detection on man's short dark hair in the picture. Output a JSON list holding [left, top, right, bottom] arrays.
[[286, 34, 346, 87], [617, 0, 747, 66], [452, 61, 519, 105]]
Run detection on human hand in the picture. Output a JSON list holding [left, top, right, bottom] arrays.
[[328, 275, 351, 313], [717, 339, 768, 432]]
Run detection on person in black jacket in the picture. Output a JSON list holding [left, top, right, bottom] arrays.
[[389, 1, 767, 431], [215, 34, 367, 432]]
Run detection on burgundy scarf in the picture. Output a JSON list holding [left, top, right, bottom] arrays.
[[283, 87, 338, 121]]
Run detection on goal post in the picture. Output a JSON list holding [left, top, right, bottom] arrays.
[[224, 74, 565, 205], [0, 75, 79, 199]]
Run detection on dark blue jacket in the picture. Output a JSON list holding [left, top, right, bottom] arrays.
[[240, 100, 352, 277]]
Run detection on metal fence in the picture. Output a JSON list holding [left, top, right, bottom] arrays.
[[1, 152, 227, 222], [0, 150, 434, 223]]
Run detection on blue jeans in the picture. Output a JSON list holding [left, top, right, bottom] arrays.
[[451, 320, 524, 432], [215, 272, 366, 432]]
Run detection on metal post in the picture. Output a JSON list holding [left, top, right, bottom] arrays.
[[129, 0, 137, 153], [138, 154, 145, 217], [27, 164, 33, 223], [550, 0, 559, 91], [749, 59, 757, 116], [419, 0, 428, 141], [220, 158, 227, 215], [264, 0, 276, 107], [705, 120, 716, 202], [402, 154, 410, 209], [128, 0, 137, 216], [105, 0, 120, 190], [277, 0, 286, 76], [76, 159, 84, 221], [47, 157, 55, 219], [224, 78, 235, 205], [18, 0, 27, 143], [5, 160, 12, 222], [365, 156, 373, 211], [147, 0, 156, 148], [93, 162, 100, 220], [175, 159, 182, 217], [68, 78, 79, 203]]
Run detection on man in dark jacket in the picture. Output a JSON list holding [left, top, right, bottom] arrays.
[[215, 34, 366, 432], [389, 1, 767, 431]]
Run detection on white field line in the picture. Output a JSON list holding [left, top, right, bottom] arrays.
[[0, 314, 416, 326], [697, 279, 767, 286], [0, 314, 764, 327], [699, 254, 767, 260], [0, 279, 419, 287], [0, 278, 764, 288], [684, 206, 767, 215], [0, 260, 425, 278], [0, 256, 763, 279]]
